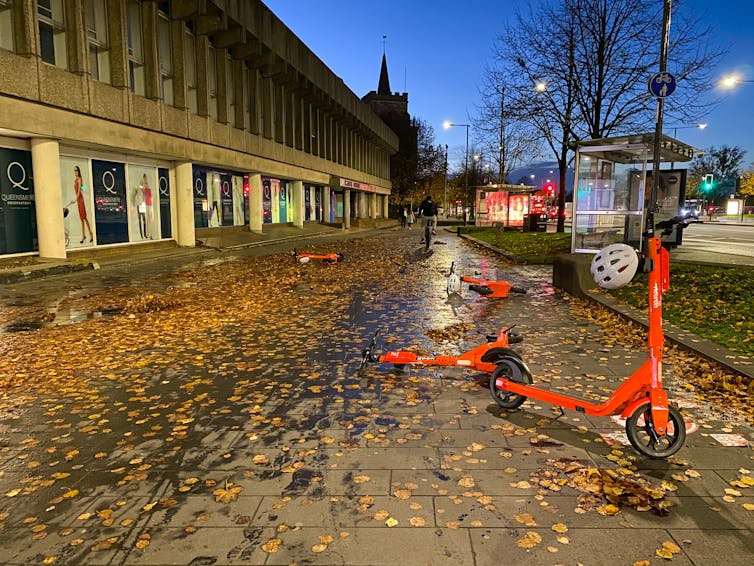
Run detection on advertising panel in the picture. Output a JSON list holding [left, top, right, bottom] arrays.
[[207, 171, 221, 227], [158, 167, 171, 238], [262, 177, 272, 224], [127, 165, 159, 241], [232, 175, 244, 226], [60, 156, 95, 249], [192, 166, 207, 228], [0, 148, 36, 254], [220, 173, 233, 226], [92, 159, 128, 244]]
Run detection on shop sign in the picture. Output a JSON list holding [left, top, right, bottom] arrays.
[[0, 148, 37, 254]]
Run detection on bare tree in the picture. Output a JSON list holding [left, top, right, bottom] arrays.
[[479, 0, 723, 231], [485, 0, 580, 231], [474, 72, 542, 184]]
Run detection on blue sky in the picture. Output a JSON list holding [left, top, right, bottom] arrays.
[[264, 0, 754, 168]]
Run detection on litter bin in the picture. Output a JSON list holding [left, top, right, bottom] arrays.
[[524, 213, 547, 232]]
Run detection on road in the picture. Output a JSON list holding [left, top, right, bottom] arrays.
[[680, 221, 754, 259]]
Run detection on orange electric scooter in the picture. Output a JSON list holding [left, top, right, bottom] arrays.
[[359, 326, 522, 374], [446, 262, 527, 298], [293, 249, 344, 264], [490, 214, 694, 458]]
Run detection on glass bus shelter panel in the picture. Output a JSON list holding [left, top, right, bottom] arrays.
[[576, 157, 646, 213], [573, 212, 642, 252]]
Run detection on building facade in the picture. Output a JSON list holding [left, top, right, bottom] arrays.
[[0, 0, 398, 258]]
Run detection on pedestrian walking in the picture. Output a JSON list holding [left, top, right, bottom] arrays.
[[400, 204, 408, 229], [407, 207, 415, 229]]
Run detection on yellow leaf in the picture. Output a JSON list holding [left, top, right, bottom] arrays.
[[662, 541, 681, 554], [597, 504, 620, 516], [63, 489, 79, 499], [135, 539, 150, 549], [393, 489, 412, 500], [516, 531, 542, 549], [551, 523, 568, 533], [213, 482, 243, 503], [656, 548, 674, 559], [409, 517, 426, 526], [742, 503, 754, 511], [142, 502, 157, 512], [261, 538, 282, 553], [385, 517, 399, 527]]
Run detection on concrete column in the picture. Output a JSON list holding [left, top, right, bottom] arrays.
[[323, 186, 331, 224], [382, 195, 389, 219], [290, 180, 304, 228], [30, 139, 66, 259], [175, 161, 195, 247], [248, 173, 263, 233], [343, 189, 350, 230], [370, 193, 377, 219]]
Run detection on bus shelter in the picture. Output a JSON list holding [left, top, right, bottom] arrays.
[[475, 184, 537, 228], [571, 133, 701, 253]]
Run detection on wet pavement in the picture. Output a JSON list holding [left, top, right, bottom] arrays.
[[0, 227, 753, 565]]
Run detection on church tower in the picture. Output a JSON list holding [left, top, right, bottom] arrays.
[[363, 50, 418, 202]]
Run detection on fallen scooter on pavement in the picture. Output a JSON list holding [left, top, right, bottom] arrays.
[[446, 262, 527, 298]]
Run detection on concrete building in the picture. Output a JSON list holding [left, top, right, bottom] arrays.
[[0, 0, 398, 259]]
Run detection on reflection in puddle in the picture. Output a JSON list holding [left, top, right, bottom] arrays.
[[2, 308, 122, 334]]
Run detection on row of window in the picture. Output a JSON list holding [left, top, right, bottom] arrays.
[[0, 1, 389, 178]]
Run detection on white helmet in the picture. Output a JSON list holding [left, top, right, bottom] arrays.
[[590, 243, 639, 289]]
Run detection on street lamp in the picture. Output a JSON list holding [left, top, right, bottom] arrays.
[[719, 74, 754, 89], [443, 144, 448, 218], [667, 123, 707, 168], [444, 120, 470, 225]]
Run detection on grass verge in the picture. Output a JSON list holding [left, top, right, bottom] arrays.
[[459, 227, 571, 263]]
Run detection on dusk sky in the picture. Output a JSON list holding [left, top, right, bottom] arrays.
[[264, 0, 754, 170]]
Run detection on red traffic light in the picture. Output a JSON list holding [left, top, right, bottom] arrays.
[[544, 183, 555, 195]]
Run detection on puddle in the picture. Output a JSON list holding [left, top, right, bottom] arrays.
[[2, 308, 122, 334]]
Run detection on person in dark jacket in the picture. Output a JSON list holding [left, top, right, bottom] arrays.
[[418, 195, 438, 241]]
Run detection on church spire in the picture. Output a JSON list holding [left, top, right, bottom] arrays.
[[378, 35, 391, 95], [378, 53, 391, 95]]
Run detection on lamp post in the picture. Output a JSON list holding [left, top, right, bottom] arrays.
[[443, 144, 448, 218], [667, 123, 707, 168], [444, 120, 470, 225]]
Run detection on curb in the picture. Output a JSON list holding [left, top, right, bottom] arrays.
[[0, 261, 96, 285]]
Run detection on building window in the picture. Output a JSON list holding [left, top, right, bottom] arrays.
[[208, 44, 217, 120], [184, 26, 197, 113], [0, 0, 13, 52], [126, 1, 144, 95], [38, 0, 67, 68], [157, 11, 173, 105], [86, 0, 110, 82], [226, 53, 234, 125]]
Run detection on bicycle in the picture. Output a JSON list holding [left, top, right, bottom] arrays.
[[420, 215, 435, 251]]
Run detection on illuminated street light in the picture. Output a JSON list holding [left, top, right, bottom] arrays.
[[535, 82, 547, 92], [444, 120, 470, 225], [719, 74, 754, 89]]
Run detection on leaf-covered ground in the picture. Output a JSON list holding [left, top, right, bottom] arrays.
[[0, 228, 752, 565]]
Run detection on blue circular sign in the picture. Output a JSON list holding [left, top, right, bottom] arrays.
[[648, 72, 677, 98]]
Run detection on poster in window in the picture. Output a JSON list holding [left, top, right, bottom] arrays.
[[220, 173, 233, 226], [60, 156, 95, 249], [232, 175, 244, 226], [127, 165, 159, 242], [158, 167, 171, 238], [304, 185, 311, 221], [262, 177, 272, 224], [0, 148, 37, 254], [207, 171, 221, 227], [192, 166, 207, 228], [92, 159, 128, 245], [315, 187, 322, 221]]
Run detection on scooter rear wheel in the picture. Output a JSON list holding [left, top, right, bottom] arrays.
[[625, 404, 686, 459], [489, 360, 527, 409]]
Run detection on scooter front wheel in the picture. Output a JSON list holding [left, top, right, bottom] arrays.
[[489, 360, 527, 409], [625, 404, 686, 459]]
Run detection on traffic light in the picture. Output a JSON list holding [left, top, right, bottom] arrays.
[[544, 183, 555, 196], [703, 173, 713, 191]]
